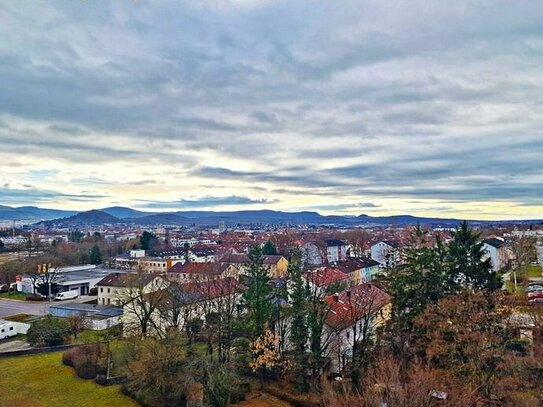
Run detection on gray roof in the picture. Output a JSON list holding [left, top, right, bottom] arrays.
[[483, 238, 505, 249], [49, 303, 123, 318]]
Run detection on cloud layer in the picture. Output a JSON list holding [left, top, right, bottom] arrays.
[[1, 0, 542, 219]]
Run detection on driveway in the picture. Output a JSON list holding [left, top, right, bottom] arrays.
[[0, 340, 31, 353], [0, 295, 97, 319], [0, 298, 49, 318]]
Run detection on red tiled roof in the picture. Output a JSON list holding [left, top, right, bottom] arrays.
[[220, 253, 285, 265], [263, 255, 285, 264], [96, 272, 159, 288], [181, 277, 245, 300], [335, 258, 380, 274], [324, 284, 390, 330], [303, 267, 350, 287], [168, 262, 227, 275]]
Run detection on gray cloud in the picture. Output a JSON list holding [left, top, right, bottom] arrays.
[[0, 186, 105, 205], [139, 195, 276, 209], [0, 1, 542, 216]]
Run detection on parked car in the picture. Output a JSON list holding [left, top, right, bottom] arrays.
[[528, 292, 543, 303], [526, 285, 543, 293]]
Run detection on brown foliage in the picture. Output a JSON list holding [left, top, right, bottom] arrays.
[[63, 343, 108, 379]]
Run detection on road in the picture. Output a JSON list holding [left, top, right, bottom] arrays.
[[0, 298, 49, 318], [0, 295, 97, 318]]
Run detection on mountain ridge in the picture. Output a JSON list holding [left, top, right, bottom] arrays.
[[4, 205, 538, 227]]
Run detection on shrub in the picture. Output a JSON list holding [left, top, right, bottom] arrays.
[[205, 365, 233, 407], [95, 374, 108, 386], [63, 344, 108, 379], [505, 339, 530, 356], [25, 294, 47, 302], [230, 382, 251, 403], [105, 324, 123, 339], [27, 315, 71, 347], [62, 351, 75, 367]]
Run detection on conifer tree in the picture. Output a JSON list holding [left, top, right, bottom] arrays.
[[243, 244, 273, 338]]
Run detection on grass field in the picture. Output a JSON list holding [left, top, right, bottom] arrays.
[[524, 264, 543, 278], [0, 352, 139, 407], [0, 291, 28, 300]]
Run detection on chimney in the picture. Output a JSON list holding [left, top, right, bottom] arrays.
[[333, 293, 339, 302]]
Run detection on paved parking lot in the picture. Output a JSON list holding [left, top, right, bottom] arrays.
[[0, 295, 98, 318], [0, 295, 96, 318], [0, 299, 49, 318]]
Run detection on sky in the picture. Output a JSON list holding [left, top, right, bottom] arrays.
[[1, 0, 543, 220]]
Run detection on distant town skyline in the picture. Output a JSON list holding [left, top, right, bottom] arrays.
[[1, 1, 543, 220]]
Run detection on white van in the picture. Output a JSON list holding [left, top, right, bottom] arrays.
[[54, 290, 79, 301]]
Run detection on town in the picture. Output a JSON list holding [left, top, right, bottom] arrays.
[[2, 0, 543, 406], [1, 210, 543, 406]]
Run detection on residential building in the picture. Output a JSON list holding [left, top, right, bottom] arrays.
[[370, 240, 401, 267], [167, 262, 234, 283], [336, 258, 381, 284], [482, 238, 510, 272], [274, 283, 391, 376], [123, 277, 245, 337], [323, 284, 391, 374], [96, 272, 166, 306], [220, 253, 289, 277], [303, 266, 350, 295], [302, 239, 349, 266]]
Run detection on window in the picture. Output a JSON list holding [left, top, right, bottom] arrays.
[[1, 329, 4, 333], [107, 298, 111, 305], [9, 327, 13, 331], [100, 287, 103, 293], [107, 288, 111, 293]]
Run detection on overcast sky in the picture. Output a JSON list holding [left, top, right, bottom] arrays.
[[1, 0, 543, 219]]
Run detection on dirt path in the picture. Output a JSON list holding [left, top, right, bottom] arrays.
[[233, 391, 294, 407]]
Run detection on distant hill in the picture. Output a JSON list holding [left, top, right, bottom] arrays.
[[100, 206, 155, 219], [0, 205, 76, 221], [37, 210, 121, 227], [128, 213, 190, 225]]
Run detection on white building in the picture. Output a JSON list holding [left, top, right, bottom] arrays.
[[482, 238, 509, 272], [370, 240, 401, 267], [302, 239, 349, 266], [96, 272, 167, 306]]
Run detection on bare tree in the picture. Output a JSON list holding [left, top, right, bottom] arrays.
[[509, 236, 537, 269], [122, 270, 167, 337], [67, 314, 90, 339], [343, 229, 370, 258]]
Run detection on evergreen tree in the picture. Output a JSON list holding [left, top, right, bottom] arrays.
[[388, 225, 448, 332], [68, 230, 84, 243], [288, 250, 310, 391], [262, 240, 277, 255], [89, 244, 102, 265], [183, 242, 191, 264], [242, 244, 273, 339], [140, 231, 158, 251], [447, 221, 501, 291]]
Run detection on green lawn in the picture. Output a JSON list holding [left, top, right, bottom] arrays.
[[524, 264, 542, 278], [0, 291, 28, 300], [0, 352, 139, 407]]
